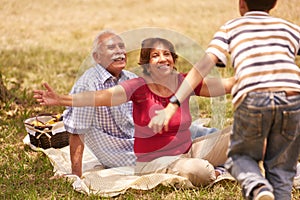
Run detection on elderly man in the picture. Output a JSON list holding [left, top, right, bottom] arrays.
[[63, 30, 137, 177]]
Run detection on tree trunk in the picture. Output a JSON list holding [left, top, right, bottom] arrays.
[[0, 73, 16, 102]]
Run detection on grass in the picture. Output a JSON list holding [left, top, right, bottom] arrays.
[[0, 0, 300, 199]]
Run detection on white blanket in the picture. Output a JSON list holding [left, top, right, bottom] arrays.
[[23, 135, 195, 197]]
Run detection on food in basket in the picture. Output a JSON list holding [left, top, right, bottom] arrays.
[[24, 114, 69, 149], [29, 114, 62, 127]]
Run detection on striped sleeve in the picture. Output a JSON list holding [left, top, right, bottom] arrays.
[[206, 26, 229, 66]]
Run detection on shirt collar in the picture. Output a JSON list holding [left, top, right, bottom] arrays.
[[244, 11, 270, 17], [95, 63, 127, 84]]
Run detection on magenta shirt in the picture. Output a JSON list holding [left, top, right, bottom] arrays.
[[120, 73, 203, 162]]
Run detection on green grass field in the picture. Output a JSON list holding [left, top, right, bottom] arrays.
[[1, 0, 300, 199]]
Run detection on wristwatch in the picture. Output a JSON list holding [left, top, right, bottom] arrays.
[[169, 95, 181, 107]]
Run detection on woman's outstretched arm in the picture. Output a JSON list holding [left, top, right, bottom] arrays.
[[33, 82, 127, 107]]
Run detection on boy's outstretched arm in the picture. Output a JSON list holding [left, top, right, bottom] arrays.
[[148, 53, 218, 133]]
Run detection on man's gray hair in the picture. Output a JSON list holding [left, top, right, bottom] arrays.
[[91, 30, 118, 54]]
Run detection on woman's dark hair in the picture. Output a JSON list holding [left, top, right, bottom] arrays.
[[245, 0, 277, 11], [138, 38, 178, 75]]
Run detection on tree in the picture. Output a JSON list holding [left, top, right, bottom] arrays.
[[0, 72, 16, 103]]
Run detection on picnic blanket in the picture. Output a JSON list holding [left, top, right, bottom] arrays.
[[23, 134, 198, 197], [22, 117, 236, 197]]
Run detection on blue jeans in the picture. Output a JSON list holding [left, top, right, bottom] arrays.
[[190, 123, 218, 140], [225, 91, 300, 200]]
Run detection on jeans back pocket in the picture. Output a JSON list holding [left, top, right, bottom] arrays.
[[281, 109, 300, 140], [234, 108, 263, 140]]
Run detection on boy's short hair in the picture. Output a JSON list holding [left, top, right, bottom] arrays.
[[245, 0, 277, 11]]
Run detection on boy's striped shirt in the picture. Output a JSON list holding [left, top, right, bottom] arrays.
[[206, 11, 300, 107]]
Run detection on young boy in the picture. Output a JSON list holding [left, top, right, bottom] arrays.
[[149, 0, 300, 199]]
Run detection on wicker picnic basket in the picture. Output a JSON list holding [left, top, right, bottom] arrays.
[[24, 114, 69, 149]]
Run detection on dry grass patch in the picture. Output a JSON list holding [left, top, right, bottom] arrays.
[[1, 0, 299, 199]]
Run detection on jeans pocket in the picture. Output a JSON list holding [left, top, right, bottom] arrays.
[[234, 108, 262, 140], [281, 109, 300, 140]]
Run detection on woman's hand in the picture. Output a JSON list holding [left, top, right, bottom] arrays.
[[33, 83, 61, 106], [148, 103, 178, 133]]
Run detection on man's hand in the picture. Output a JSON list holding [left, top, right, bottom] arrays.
[[33, 82, 61, 106], [148, 103, 179, 133]]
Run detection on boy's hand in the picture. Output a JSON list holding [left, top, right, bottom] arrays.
[[148, 103, 179, 133]]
